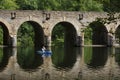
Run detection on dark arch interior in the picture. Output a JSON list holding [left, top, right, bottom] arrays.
[[52, 22, 77, 47], [115, 25, 120, 44], [0, 22, 10, 46], [17, 21, 44, 50], [89, 21, 108, 45]]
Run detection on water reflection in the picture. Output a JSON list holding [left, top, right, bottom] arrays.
[[11, 73, 16, 80], [84, 47, 108, 68], [1, 46, 120, 80], [115, 48, 120, 66], [0, 47, 12, 72], [17, 46, 43, 70], [52, 46, 77, 70], [41, 56, 52, 80]]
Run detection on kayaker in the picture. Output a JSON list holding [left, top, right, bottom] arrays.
[[42, 46, 46, 53]]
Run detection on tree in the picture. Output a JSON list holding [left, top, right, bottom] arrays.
[[16, 0, 38, 10], [108, 0, 120, 12], [0, 0, 18, 10], [79, 0, 103, 11], [37, 0, 60, 10]]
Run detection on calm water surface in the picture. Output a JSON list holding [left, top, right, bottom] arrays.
[[0, 46, 120, 80]]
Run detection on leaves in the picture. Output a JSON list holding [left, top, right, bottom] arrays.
[[0, 0, 119, 11], [80, 0, 103, 11], [17, 22, 35, 47], [16, 0, 38, 10], [0, 0, 19, 10]]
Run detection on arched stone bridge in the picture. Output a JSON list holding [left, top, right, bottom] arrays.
[[0, 10, 120, 47]]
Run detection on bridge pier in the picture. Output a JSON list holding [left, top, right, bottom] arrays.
[[10, 35, 17, 47], [75, 34, 84, 47], [44, 36, 51, 47], [75, 36, 81, 47], [81, 32, 84, 46], [107, 33, 115, 47]]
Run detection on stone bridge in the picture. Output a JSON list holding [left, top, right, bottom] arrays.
[[0, 10, 120, 47]]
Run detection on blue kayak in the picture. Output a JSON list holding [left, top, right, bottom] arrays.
[[37, 50, 52, 57], [37, 51, 44, 55]]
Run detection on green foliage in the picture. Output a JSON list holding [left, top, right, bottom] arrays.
[[103, 0, 120, 12], [0, 0, 119, 12], [15, 0, 106, 11], [0, 0, 18, 10], [84, 27, 93, 45], [17, 22, 34, 47], [52, 25, 65, 39], [52, 24, 65, 46], [52, 38, 64, 46], [16, 0, 38, 10], [80, 0, 103, 11], [40, 0, 60, 10], [59, 0, 77, 11], [110, 0, 120, 12]]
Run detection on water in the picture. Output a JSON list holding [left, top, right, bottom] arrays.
[[0, 46, 120, 80]]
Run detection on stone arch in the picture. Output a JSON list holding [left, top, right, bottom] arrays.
[[50, 20, 81, 36], [15, 17, 43, 34], [17, 20, 44, 49], [51, 21, 78, 46], [87, 21, 108, 45], [0, 18, 11, 34], [0, 19, 11, 46]]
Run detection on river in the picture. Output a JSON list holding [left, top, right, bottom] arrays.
[[0, 46, 120, 80]]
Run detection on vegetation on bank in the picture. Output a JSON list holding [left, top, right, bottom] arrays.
[[17, 22, 35, 46]]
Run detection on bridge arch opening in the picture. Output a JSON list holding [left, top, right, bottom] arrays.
[[84, 21, 108, 45], [0, 22, 10, 46], [51, 21, 77, 47], [51, 21, 77, 69], [115, 25, 120, 45], [17, 21, 44, 49]]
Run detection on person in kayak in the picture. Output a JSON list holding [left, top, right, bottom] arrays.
[[41, 46, 52, 57]]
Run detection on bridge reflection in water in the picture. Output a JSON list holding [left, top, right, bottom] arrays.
[[0, 46, 120, 80]]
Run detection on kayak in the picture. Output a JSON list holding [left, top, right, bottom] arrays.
[[37, 51, 44, 55], [37, 50, 52, 57]]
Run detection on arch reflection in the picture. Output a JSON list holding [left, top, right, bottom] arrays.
[[115, 47, 120, 66], [0, 47, 11, 72], [52, 46, 77, 70], [84, 47, 108, 68], [17, 46, 43, 70]]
